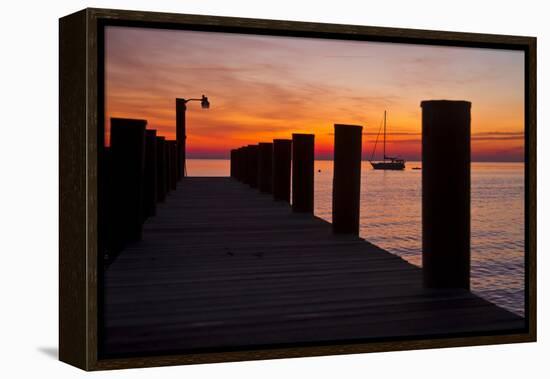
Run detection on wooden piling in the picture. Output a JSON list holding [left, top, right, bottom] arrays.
[[236, 147, 245, 182], [230, 149, 237, 178], [102, 146, 115, 254], [167, 140, 178, 190], [247, 145, 259, 188], [165, 139, 172, 193], [237, 147, 246, 182], [272, 139, 292, 202], [156, 136, 167, 202], [242, 146, 249, 184], [109, 118, 146, 245], [332, 124, 363, 234], [233, 147, 240, 181], [240, 146, 249, 185], [143, 129, 158, 220], [421, 100, 471, 289], [292, 134, 314, 213], [258, 143, 273, 193], [172, 140, 179, 186]]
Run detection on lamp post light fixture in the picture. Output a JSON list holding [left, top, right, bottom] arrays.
[[175, 95, 210, 178]]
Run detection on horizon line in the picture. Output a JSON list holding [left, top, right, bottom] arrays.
[[185, 157, 525, 163]]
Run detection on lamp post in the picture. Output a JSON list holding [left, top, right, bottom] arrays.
[[175, 95, 210, 178]]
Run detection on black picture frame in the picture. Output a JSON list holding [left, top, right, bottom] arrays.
[[59, 8, 536, 371]]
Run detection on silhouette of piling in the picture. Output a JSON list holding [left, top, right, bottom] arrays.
[[332, 124, 363, 234], [172, 141, 179, 185], [272, 139, 292, 202], [239, 146, 247, 184], [143, 129, 158, 219], [421, 100, 471, 289], [109, 118, 146, 246], [102, 146, 115, 254], [258, 143, 273, 193], [247, 145, 259, 188], [230, 149, 237, 178], [167, 140, 178, 190], [292, 134, 314, 213], [233, 147, 241, 181], [165, 140, 173, 193], [240, 146, 250, 185], [156, 136, 167, 202], [237, 147, 246, 182]]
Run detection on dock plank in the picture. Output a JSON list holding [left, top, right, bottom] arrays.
[[103, 177, 524, 356]]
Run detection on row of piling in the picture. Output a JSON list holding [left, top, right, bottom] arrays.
[[230, 100, 472, 289], [230, 124, 364, 235], [103, 118, 182, 259], [101, 100, 472, 290]]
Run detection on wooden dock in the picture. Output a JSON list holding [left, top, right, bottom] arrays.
[[102, 177, 524, 357]]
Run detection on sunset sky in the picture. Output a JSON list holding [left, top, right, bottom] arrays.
[[105, 26, 525, 161]]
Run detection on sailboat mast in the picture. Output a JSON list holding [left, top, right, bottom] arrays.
[[383, 110, 386, 161]]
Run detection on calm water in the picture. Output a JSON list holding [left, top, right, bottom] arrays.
[[187, 159, 525, 316]]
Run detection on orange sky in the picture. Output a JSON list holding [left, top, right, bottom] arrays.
[[105, 27, 525, 161]]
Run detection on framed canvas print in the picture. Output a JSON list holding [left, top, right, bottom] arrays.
[[59, 8, 536, 371]]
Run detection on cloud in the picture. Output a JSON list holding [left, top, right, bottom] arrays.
[[323, 55, 373, 59], [104, 26, 524, 162]]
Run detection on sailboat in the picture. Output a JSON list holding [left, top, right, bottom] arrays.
[[369, 110, 406, 170]]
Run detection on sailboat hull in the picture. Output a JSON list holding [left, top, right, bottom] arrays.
[[370, 161, 405, 170], [370, 110, 406, 170]]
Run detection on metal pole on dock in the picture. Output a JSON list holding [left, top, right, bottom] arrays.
[[143, 129, 158, 220], [156, 136, 167, 202], [175, 98, 186, 180], [421, 100, 471, 289], [247, 144, 259, 188], [292, 134, 314, 213], [272, 139, 292, 202], [109, 118, 146, 245], [332, 124, 363, 234], [258, 142, 273, 193]]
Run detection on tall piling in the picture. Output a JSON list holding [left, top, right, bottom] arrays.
[[247, 145, 259, 188], [156, 136, 167, 202], [241, 146, 250, 185], [332, 124, 363, 234], [230, 149, 237, 178], [234, 147, 241, 181], [143, 129, 158, 220], [165, 139, 173, 193], [167, 140, 178, 190], [272, 139, 292, 202], [109, 118, 146, 246], [258, 143, 273, 193], [237, 147, 245, 182], [102, 146, 114, 253], [292, 134, 314, 213], [421, 100, 471, 289]]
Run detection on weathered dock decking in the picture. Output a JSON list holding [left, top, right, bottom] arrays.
[[103, 177, 524, 356]]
